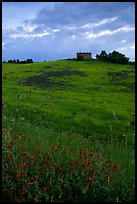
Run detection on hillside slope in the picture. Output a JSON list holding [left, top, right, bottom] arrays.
[[2, 59, 135, 146]]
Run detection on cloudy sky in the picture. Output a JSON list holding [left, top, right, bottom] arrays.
[[2, 2, 135, 62]]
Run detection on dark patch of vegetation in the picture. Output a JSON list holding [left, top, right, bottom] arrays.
[[107, 70, 129, 82], [23, 68, 87, 89], [41, 68, 87, 77]]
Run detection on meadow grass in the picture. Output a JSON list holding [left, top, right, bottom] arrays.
[[2, 59, 135, 201]]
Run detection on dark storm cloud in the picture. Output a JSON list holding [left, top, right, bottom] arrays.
[[2, 2, 135, 61]]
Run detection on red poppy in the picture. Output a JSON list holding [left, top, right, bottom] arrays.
[[89, 174, 93, 178], [83, 150, 87, 155], [37, 149, 40, 154], [7, 188, 14, 196], [34, 176, 39, 180], [11, 140, 14, 145], [8, 144, 12, 149], [7, 156, 12, 161], [89, 167, 93, 172], [22, 172, 26, 177], [31, 155, 35, 160], [39, 166, 43, 171], [60, 166, 64, 173], [26, 180, 31, 187], [82, 162, 87, 167], [113, 163, 117, 172], [35, 161, 39, 165], [91, 152, 94, 157], [88, 176, 92, 183], [55, 147, 58, 152], [18, 189, 25, 195], [41, 186, 48, 193], [84, 157, 88, 161], [23, 151, 27, 156], [80, 149, 82, 156], [44, 159, 48, 164], [88, 160, 91, 165], [18, 162, 22, 170], [15, 173, 20, 180]]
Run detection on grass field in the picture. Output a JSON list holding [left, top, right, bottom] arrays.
[[2, 59, 135, 202]]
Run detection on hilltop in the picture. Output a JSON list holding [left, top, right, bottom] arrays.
[[2, 59, 135, 202]]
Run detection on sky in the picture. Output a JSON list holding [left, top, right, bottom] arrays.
[[2, 2, 135, 62]]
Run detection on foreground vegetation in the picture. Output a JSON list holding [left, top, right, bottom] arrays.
[[2, 59, 135, 201]]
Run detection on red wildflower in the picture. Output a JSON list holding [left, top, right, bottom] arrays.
[[11, 140, 14, 145], [83, 150, 87, 155], [22, 172, 26, 177], [82, 161, 87, 167], [34, 176, 39, 180], [31, 155, 35, 160], [2, 143, 4, 147], [88, 176, 92, 183], [60, 166, 64, 173], [80, 149, 82, 156], [88, 160, 91, 165], [18, 189, 25, 195], [55, 147, 58, 152], [15, 173, 20, 180], [41, 186, 48, 193], [113, 163, 117, 172], [35, 160, 39, 165], [89, 167, 93, 172], [8, 143, 12, 149], [23, 151, 27, 156], [84, 157, 88, 161], [7, 156, 12, 161], [7, 188, 14, 196], [44, 159, 48, 164], [39, 166, 43, 171], [26, 180, 31, 187], [91, 152, 94, 157], [89, 174, 93, 178], [37, 149, 40, 154], [18, 162, 22, 170]]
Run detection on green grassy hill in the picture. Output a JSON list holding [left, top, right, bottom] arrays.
[[2, 59, 135, 202]]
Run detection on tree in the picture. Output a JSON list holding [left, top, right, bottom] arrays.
[[17, 59, 20, 63], [96, 54, 100, 59], [27, 59, 33, 63], [100, 50, 109, 61], [8, 60, 13, 63], [96, 50, 129, 64]]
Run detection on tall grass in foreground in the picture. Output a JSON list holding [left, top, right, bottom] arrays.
[[2, 104, 135, 202]]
